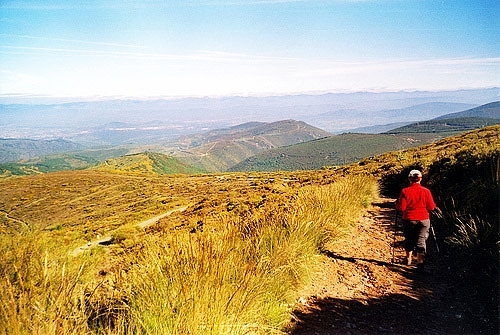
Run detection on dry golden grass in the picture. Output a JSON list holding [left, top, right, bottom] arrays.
[[1, 125, 496, 334], [0, 170, 340, 251], [0, 167, 377, 334], [337, 124, 500, 178]]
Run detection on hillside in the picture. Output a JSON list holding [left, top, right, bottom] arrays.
[[92, 152, 205, 174], [338, 124, 500, 194], [7, 125, 493, 238], [385, 101, 500, 134], [2, 127, 496, 248], [0, 147, 131, 178], [0, 125, 497, 334], [229, 132, 441, 172], [385, 117, 500, 134], [434, 101, 500, 119], [170, 119, 331, 172], [0, 138, 83, 163]]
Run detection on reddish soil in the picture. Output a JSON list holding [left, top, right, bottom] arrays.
[[286, 198, 497, 335]]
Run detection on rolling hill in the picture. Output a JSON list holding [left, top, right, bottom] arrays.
[[0, 147, 132, 178], [92, 152, 204, 174], [1, 120, 332, 176], [169, 120, 331, 172], [228, 132, 441, 172], [0, 138, 83, 163], [385, 101, 500, 134], [229, 102, 499, 172], [384, 117, 500, 134]]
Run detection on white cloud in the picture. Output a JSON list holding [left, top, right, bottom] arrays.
[[1, 38, 498, 97]]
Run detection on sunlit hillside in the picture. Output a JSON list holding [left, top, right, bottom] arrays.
[[338, 125, 500, 180], [0, 147, 131, 178], [1, 164, 377, 334], [92, 152, 205, 174], [0, 125, 498, 334]]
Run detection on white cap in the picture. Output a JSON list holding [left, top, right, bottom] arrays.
[[408, 170, 422, 178]]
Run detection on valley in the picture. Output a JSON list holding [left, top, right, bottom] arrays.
[[0, 125, 498, 334], [0, 89, 499, 334], [1, 98, 499, 177]]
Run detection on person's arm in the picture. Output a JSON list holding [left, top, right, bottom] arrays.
[[426, 189, 436, 211]]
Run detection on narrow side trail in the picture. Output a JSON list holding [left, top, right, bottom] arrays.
[[70, 206, 188, 256], [288, 198, 467, 335]]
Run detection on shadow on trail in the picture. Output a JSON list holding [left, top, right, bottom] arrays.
[[324, 250, 399, 269], [289, 267, 496, 335], [289, 292, 456, 335], [291, 254, 465, 334], [288, 199, 498, 335], [323, 250, 416, 283]]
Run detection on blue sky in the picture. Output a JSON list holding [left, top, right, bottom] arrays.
[[0, 0, 498, 98]]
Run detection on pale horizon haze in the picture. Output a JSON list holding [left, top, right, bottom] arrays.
[[1, 0, 499, 99]]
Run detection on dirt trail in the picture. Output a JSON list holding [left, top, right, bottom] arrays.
[[70, 206, 188, 256], [287, 198, 494, 335]]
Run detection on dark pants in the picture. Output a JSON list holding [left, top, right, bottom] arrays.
[[402, 219, 430, 254]]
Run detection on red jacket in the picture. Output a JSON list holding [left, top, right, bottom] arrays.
[[396, 183, 436, 220]]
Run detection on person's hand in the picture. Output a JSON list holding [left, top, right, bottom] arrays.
[[432, 207, 442, 217]]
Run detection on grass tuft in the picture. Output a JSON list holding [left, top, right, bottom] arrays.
[[0, 174, 378, 334]]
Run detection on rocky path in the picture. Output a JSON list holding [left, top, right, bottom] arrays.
[[287, 198, 493, 335]]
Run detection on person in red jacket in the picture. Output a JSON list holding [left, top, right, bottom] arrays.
[[396, 169, 436, 267]]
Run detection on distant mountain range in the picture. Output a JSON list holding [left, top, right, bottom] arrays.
[[1, 92, 499, 176], [226, 102, 500, 172], [1, 88, 498, 140]]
